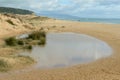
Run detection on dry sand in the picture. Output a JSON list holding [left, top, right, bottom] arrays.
[[0, 14, 120, 80]]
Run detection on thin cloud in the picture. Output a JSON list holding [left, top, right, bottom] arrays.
[[0, 0, 120, 18]]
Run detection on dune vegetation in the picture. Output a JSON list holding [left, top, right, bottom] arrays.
[[0, 59, 10, 72], [5, 31, 46, 49], [0, 7, 34, 15], [0, 55, 35, 72]]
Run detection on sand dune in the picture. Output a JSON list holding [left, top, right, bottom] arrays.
[[0, 14, 36, 39]]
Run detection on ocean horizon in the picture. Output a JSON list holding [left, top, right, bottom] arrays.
[[61, 18, 120, 24], [37, 13, 120, 24]]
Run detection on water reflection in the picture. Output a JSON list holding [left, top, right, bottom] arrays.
[[20, 33, 112, 68]]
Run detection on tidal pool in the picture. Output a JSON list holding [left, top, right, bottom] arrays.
[[19, 33, 112, 69]]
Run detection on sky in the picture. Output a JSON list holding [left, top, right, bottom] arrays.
[[0, 0, 120, 18]]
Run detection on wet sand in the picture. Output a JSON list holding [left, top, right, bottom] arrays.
[[0, 19, 120, 80]]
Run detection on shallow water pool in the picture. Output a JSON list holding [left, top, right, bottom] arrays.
[[20, 33, 112, 69]]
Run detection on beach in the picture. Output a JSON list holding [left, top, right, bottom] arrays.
[[0, 14, 120, 80]]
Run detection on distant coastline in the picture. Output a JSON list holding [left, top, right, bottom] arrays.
[[49, 17, 120, 24], [37, 13, 120, 24]]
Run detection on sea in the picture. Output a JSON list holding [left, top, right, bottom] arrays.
[[37, 13, 120, 24], [64, 18, 120, 24], [52, 17, 120, 24], [61, 18, 120, 24]]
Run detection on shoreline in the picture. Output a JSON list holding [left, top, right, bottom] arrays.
[[0, 16, 120, 79], [47, 17, 120, 25]]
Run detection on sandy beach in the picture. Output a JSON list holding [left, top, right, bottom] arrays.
[[0, 14, 120, 80]]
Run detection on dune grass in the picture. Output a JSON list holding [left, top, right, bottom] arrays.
[[5, 37, 18, 46], [25, 45, 32, 50], [28, 31, 46, 40], [38, 37, 46, 45], [5, 31, 46, 49], [16, 55, 35, 64], [3, 31, 46, 72], [0, 59, 10, 72], [0, 55, 35, 72], [17, 40, 24, 45]]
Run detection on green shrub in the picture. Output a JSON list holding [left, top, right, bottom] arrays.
[[28, 32, 38, 40], [6, 19, 15, 25], [39, 31, 46, 38], [17, 40, 24, 45], [0, 59, 10, 72], [5, 37, 17, 46], [5, 31, 46, 49], [38, 37, 46, 45], [25, 45, 32, 50], [28, 31, 46, 40]]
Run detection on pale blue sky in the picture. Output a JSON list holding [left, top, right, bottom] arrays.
[[0, 0, 120, 18]]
